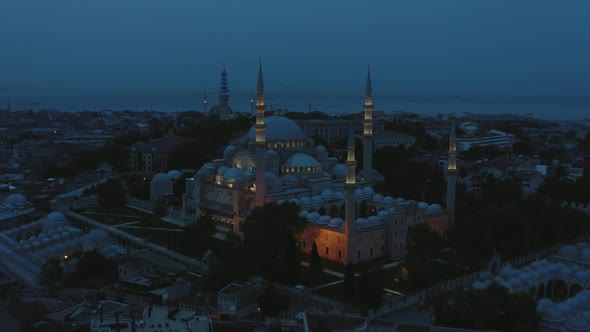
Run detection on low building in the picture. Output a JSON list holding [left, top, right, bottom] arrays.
[[129, 135, 194, 172], [217, 283, 258, 321], [297, 119, 384, 146], [457, 131, 515, 152], [373, 130, 417, 150], [90, 305, 212, 332]]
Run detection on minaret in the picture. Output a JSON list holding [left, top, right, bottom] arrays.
[[446, 119, 458, 223], [345, 128, 357, 263], [362, 67, 374, 183], [203, 92, 207, 113], [255, 62, 267, 207], [219, 66, 230, 121], [250, 93, 254, 117]]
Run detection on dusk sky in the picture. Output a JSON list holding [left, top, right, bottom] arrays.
[[1, 1, 589, 101]]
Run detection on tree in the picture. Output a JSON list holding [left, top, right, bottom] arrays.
[[153, 203, 167, 220], [97, 179, 127, 212], [513, 140, 533, 156], [242, 202, 307, 284], [38, 258, 63, 290], [307, 242, 323, 283], [343, 263, 357, 301], [435, 283, 539, 331], [259, 283, 288, 316], [68, 250, 118, 288], [102, 142, 130, 172]]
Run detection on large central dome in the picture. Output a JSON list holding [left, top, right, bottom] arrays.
[[247, 116, 305, 141]]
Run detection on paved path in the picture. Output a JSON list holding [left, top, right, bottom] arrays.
[[112, 221, 141, 227], [82, 211, 142, 218], [117, 225, 184, 232], [313, 279, 344, 291], [301, 261, 344, 278]]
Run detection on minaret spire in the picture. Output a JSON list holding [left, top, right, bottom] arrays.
[[362, 66, 374, 183], [345, 127, 357, 263], [254, 61, 267, 207], [446, 117, 458, 223], [203, 92, 207, 113], [218, 66, 230, 120]]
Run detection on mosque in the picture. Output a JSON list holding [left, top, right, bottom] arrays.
[[0, 211, 125, 288], [151, 63, 456, 264]]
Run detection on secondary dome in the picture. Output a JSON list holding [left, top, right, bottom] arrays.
[[246, 116, 305, 141], [46, 212, 66, 223], [332, 164, 347, 177], [284, 153, 319, 168], [223, 167, 244, 179], [152, 173, 169, 181], [167, 170, 181, 180], [5, 194, 27, 206]]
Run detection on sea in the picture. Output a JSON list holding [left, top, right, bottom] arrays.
[[5, 92, 590, 122]]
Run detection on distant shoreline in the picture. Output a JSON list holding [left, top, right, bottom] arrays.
[[2, 93, 589, 121]]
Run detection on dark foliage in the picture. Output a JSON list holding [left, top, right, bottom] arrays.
[[65, 250, 118, 288], [435, 283, 539, 332], [38, 258, 63, 290], [97, 179, 127, 212]]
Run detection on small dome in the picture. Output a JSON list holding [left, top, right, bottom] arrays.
[[167, 170, 181, 180], [243, 170, 255, 178], [418, 202, 429, 209], [200, 162, 213, 170], [265, 172, 280, 182], [299, 210, 309, 217], [363, 187, 375, 194], [300, 197, 311, 204], [427, 204, 443, 214], [265, 149, 279, 158], [223, 167, 244, 179], [247, 116, 305, 141], [368, 216, 380, 224], [289, 198, 301, 205], [315, 145, 327, 152], [355, 188, 364, 196], [378, 210, 389, 217], [321, 190, 335, 198], [372, 194, 383, 202], [382, 196, 394, 204], [224, 145, 236, 153], [284, 153, 319, 168], [508, 278, 524, 289], [217, 166, 229, 175], [332, 164, 347, 177], [559, 245, 578, 259], [335, 192, 345, 199], [46, 212, 66, 223], [152, 172, 169, 181], [307, 212, 320, 221], [318, 215, 331, 224], [5, 194, 27, 206], [356, 218, 368, 223], [311, 195, 323, 203]]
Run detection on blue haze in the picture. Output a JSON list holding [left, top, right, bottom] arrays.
[[1, 1, 589, 120]]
